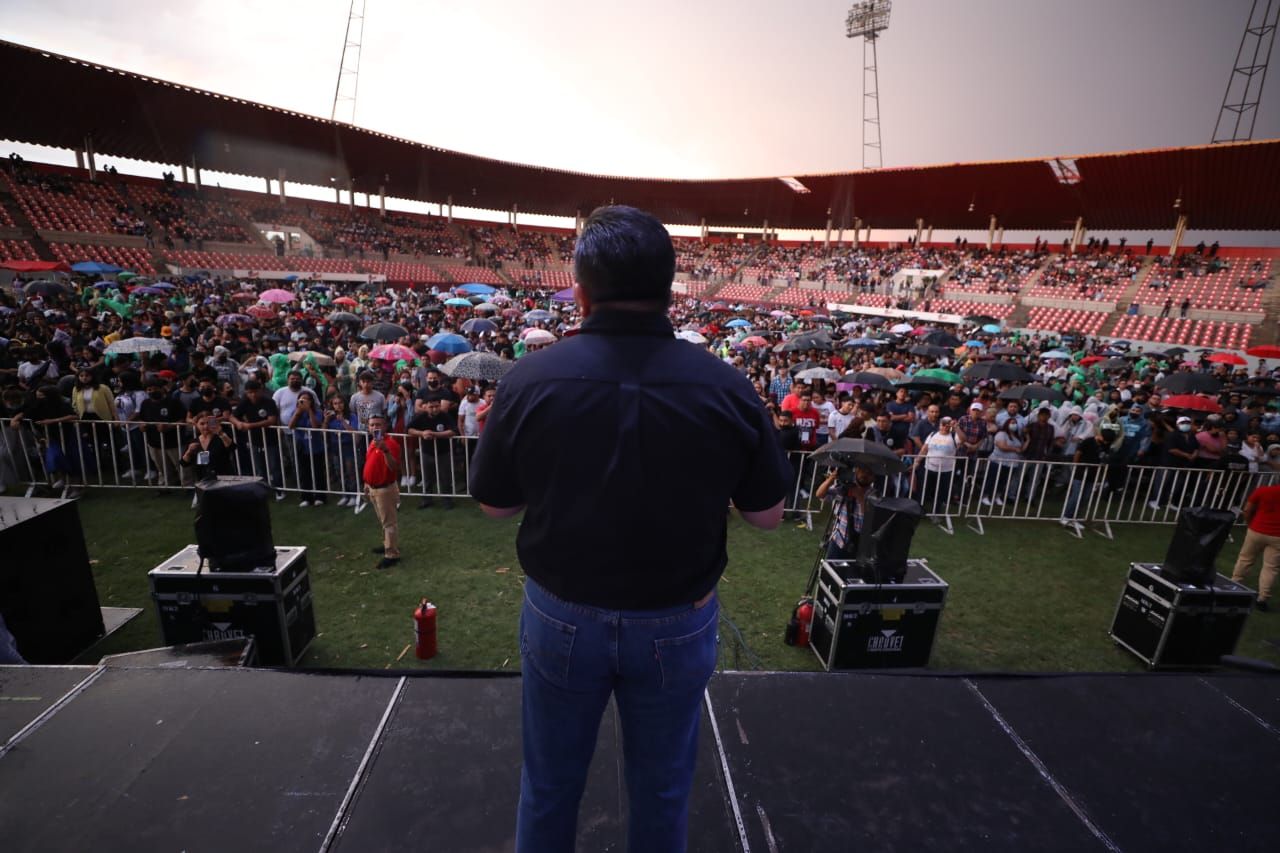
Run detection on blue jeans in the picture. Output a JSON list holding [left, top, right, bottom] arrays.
[[517, 578, 719, 853]]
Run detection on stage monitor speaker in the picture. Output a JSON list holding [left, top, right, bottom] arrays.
[[195, 476, 275, 572], [1162, 507, 1236, 587], [855, 494, 924, 583]]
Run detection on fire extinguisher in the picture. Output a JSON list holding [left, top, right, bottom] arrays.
[[785, 597, 815, 648], [414, 598, 438, 661]]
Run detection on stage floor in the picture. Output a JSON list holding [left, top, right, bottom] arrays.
[[1, 664, 1277, 852]]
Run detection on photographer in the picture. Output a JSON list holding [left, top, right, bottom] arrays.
[[816, 464, 874, 559]]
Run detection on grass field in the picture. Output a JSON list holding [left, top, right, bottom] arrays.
[[57, 489, 1280, 672]]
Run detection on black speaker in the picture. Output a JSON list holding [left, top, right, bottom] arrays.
[[855, 494, 924, 582], [1162, 507, 1236, 586], [194, 476, 276, 572]]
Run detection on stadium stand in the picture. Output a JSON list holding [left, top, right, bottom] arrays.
[[358, 260, 448, 285], [440, 265, 505, 286], [1023, 253, 1141, 303], [925, 299, 1016, 319], [1139, 253, 1270, 314], [129, 182, 250, 244], [944, 249, 1043, 294], [161, 250, 356, 274], [0, 239, 38, 261], [1024, 306, 1112, 335], [48, 242, 157, 272], [6, 169, 139, 235], [510, 268, 575, 291], [715, 283, 775, 303], [1108, 315, 1255, 349]]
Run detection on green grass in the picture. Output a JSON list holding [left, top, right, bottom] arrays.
[[55, 489, 1280, 672]]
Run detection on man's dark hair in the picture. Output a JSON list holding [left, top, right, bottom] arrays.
[[573, 205, 675, 309]]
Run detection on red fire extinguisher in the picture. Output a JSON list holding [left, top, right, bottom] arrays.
[[414, 598, 438, 660], [795, 598, 814, 648]]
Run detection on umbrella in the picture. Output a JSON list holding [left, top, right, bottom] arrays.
[[1208, 352, 1247, 366], [441, 351, 511, 381], [675, 330, 707, 344], [726, 318, 752, 328], [550, 288, 575, 303], [998, 384, 1067, 403], [1039, 350, 1071, 360], [461, 317, 499, 335], [116, 271, 138, 280], [216, 313, 253, 326], [456, 283, 496, 294], [890, 322, 914, 334], [865, 366, 905, 380], [130, 285, 167, 296], [981, 324, 1002, 334], [708, 303, 733, 313], [151, 281, 176, 290], [500, 307, 522, 320], [1078, 355, 1104, 366], [524, 309, 556, 322], [247, 304, 278, 320], [468, 295, 487, 305], [1156, 373, 1222, 395], [369, 343, 419, 363], [1095, 358, 1131, 371], [740, 335, 769, 347], [230, 292, 259, 301], [864, 317, 886, 326], [915, 368, 962, 383], [964, 340, 987, 348], [796, 367, 841, 382], [23, 280, 71, 299], [963, 361, 1036, 383], [909, 327, 935, 337], [1163, 347, 1189, 357], [989, 346, 1027, 357], [327, 311, 362, 325], [71, 261, 123, 274], [259, 288, 295, 303], [444, 297, 473, 307], [1229, 384, 1280, 398], [966, 314, 1000, 326], [333, 296, 358, 306], [895, 377, 951, 393], [289, 350, 335, 367], [769, 310, 791, 318], [523, 329, 558, 346], [473, 302, 499, 313], [909, 344, 952, 358], [104, 337, 171, 356], [427, 333, 472, 354], [90, 280, 119, 289], [782, 331, 833, 352], [489, 293, 512, 304], [1161, 395, 1222, 414], [844, 371, 895, 389], [789, 360, 821, 374], [361, 322, 410, 342], [812, 438, 908, 475], [923, 332, 961, 347], [841, 322, 860, 332]]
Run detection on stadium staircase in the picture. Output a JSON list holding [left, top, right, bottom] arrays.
[[230, 207, 275, 251], [1252, 286, 1280, 346], [0, 175, 56, 262], [1100, 255, 1159, 336], [1002, 254, 1056, 328]]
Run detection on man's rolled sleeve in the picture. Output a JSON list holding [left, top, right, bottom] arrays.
[[732, 398, 791, 512], [469, 385, 526, 509]]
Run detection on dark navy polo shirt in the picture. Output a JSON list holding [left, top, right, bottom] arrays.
[[469, 307, 791, 610]]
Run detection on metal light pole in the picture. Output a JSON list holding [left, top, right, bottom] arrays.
[[846, 1, 892, 169], [331, 0, 367, 124]]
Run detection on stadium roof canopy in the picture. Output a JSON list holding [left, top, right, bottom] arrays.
[[2, 38, 1278, 232]]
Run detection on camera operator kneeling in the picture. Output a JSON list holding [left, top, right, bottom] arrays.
[[816, 465, 874, 560]]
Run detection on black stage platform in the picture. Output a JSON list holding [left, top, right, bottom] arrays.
[[1, 664, 1277, 852]]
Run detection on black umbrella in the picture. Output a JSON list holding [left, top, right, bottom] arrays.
[[894, 377, 951, 393], [782, 331, 833, 352], [327, 311, 362, 325], [1096, 358, 1131, 371], [1163, 347, 1189, 357], [361, 322, 409, 342], [909, 344, 952, 358], [998, 384, 1067, 403], [864, 317, 887, 326], [789, 360, 821, 374], [23, 280, 71, 299], [965, 314, 1000, 326], [440, 351, 511, 381], [1157, 372, 1222, 395], [1228, 384, 1280, 398], [843, 371, 895, 390], [811, 438, 908, 475], [989, 346, 1027, 357], [963, 361, 1036, 383], [922, 331, 961, 348]]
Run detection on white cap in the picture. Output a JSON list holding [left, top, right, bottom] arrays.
[[969, 401, 984, 411], [1176, 416, 1192, 425]]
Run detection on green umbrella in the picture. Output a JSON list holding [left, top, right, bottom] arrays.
[[116, 271, 138, 280], [915, 367, 962, 383]]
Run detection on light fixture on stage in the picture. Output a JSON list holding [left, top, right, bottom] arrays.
[[855, 493, 923, 583], [1161, 507, 1236, 586]]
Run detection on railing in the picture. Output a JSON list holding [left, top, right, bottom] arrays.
[[3, 420, 1273, 534]]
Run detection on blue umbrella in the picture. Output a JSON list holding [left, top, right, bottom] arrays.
[[461, 317, 499, 335], [524, 309, 555, 322], [130, 286, 167, 296], [981, 324, 1002, 334], [551, 288, 575, 303], [457, 283, 496, 294], [151, 281, 176, 289], [965, 340, 987, 348], [283, 275, 299, 282], [91, 280, 118, 289], [427, 332, 472, 354], [443, 297, 473, 307], [71, 261, 123, 274], [726, 318, 752, 328], [847, 337, 883, 348]]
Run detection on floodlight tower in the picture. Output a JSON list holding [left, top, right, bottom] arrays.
[[846, 0, 891, 169], [1211, 0, 1279, 143], [331, 0, 366, 124]]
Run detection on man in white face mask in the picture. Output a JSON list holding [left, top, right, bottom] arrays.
[[1150, 416, 1200, 510]]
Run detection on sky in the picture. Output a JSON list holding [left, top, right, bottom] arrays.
[[3, 0, 1277, 181]]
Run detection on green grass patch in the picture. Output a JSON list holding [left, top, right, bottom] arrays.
[[61, 490, 1280, 672]]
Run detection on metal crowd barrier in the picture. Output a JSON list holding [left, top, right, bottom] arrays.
[[2, 421, 1273, 535]]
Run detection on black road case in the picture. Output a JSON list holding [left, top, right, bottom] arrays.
[[810, 558, 948, 670], [1109, 561, 1254, 669], [148, 545, 315, 666]]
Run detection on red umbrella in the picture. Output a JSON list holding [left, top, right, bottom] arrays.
[[741, 335, 769, 347], [246, 304, 277, 320], [708, 303, 732, 313], [375, 297, 391, 305], [1246, 345, 1280, 359], [1162, 395, 1222, 413], [797, 309, 815, 316], [369, 343, 418, 362], [1208, 352, 1247, 366], [1079, 355, 1104, 366], [333, 296, 358, 306], [230, 292, 258, 301]]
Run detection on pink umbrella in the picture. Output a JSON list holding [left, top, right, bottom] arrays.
[[523, 329, 558, 346], [369, 343, 418, 362], [246, 304, 277, 320], [741, 335, 769, 347], [259, 288, 295, 303]]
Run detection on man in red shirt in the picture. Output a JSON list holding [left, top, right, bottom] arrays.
[[362, 412, 402, 569], [1232, 483, 1280, 611]]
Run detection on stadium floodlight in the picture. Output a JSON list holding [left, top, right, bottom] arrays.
[[846, 0, 892, 39], [845, 1, 892, 169]]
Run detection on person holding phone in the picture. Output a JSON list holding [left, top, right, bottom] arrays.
[[180, 411, 235, 484], [361, 411, 402, 569]]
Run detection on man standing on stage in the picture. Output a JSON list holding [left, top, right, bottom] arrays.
[[470, 205, 790, 852]]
